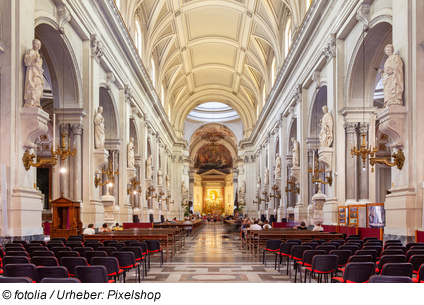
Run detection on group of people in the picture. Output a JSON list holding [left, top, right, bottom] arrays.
[[82, 222, 123, 235]]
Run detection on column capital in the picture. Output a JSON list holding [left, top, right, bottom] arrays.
[[71, 123, 83, 135], [344, 122, 357, 134]]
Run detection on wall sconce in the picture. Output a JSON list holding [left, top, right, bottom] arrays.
[[285, 178, 300, 194], [94, 158, 119, 188], [369, 149, 405, 173]]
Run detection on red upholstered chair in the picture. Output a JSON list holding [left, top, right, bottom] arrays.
[[145, 240, 163, 267], [40, 277, 80, 283], [3, 263, 38, 283], [91, 257, 124, 283], [288, 245, 312, 278], [2, 255, 30, 266], [332, 262, 375, 283], [59, 257, 88, 277], [0, 276, 33, 283], [112, 251, 140, 283], [31, 256, 59, 267], [75, 265, 112, 283], [380, 262, 413, 278], [409, 254, 424, 275], [406, 242, 424, 251], [276, 242, 298, 273], [316, 245, 337, 254], [329, 249, 352, 274], [376, 255, 407, 274], [301, 242, 319, 250], [412, 263, 424, 283], [263, 239, 282, 267], [36, 266, 69, 282], [305, 254, 339, 283], [296, 250, 325, 283]]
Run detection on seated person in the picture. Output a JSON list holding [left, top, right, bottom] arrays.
[[294, 221, 308, 230], [112, 222, 122, 231], [182, 217, 193, 236], [249, 220, 262, 230], [312, 222, 324, 232], [83, 223, 96, 235], [262, 220, 272, 230], [98, 223, 111, 233]]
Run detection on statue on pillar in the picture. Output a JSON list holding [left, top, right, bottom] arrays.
[[181, 180, 187, 195], [291, 138, 300, 167], [274, 153, 281, 178], [241, 180, 246, 194], [24, 39, 44, 108], [145, 155, 152, 179], [264, 168, 269, 186], [94, 106, 105, 149], [127, 137, 135, 168], [157, 168, 163, 185], [257, 175, 261, 190], [319, 106, 333, 148], [380, 44, 404, 107], [166, 173, 170, 189]]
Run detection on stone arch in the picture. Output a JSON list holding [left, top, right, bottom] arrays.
[[345, 22, 392, 108], [308, 86, 327, 139], [99, 87, 119, 140], [34, 21, 81, 108]]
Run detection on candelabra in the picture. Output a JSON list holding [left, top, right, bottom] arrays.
[[369, 149, 405, 173], [22, 150, 58, 171], [94, 158, 119, 188], [253, 194, 264, 211], [351, 133, 378, 170], [145, 185, 157, 200], [262, 190, 270, 209], [127, 178, 141, 195], [285, 178, 300, 194], [308, 156, 332, 186]]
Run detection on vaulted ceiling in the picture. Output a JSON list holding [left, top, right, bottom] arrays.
[[119, 0, 305, 136]]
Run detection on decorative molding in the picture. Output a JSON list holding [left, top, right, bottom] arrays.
[[292, 84, 302, 104], [124, 84, 133, 103], [312, 71, 321, 88], [21, 108, 50, 150], [356, 3, 371, 30], [90, 34, 104, 62], [322, 34, 336, 62], [106, 72, 115, 89], [56, 5, 71, 34], [377, 105, 406, 149], [344, 122, 357, 134], [71, 123, 83, 135]]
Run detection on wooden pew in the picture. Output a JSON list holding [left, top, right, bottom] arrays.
[[84, 228, 179, 262]]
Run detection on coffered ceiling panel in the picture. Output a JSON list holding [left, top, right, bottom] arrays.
[[193, 68, 234, 88], [186, 8, 242, 41], [190, 43, 237, 68]]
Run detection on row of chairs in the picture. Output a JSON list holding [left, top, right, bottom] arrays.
[[262, 238, 424, 283], [0, 264, 114, 283]]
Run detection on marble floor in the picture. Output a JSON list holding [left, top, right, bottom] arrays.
[[125, 222, 296, 283]]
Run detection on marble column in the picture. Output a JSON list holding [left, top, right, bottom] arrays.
[[59, 124, 70, 198], [358, 123, 369, 201], [345, 122, 357, 202], [71, 123, 83, 202]]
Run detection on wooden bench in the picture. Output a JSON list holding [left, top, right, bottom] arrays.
[[84, 228, 179, 262], [245, 229, 343, 259]]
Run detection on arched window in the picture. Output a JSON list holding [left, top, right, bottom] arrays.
[[271, 57, 276, 85], [150, 58, 155, 87], [285, 17, 292, 58], [135, 20, 142, 58]]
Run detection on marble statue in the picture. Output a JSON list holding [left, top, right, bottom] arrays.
[[381, 44, 404, 107], [274, 153, 281, 178], [94, 106, 105, 149], [166, 173, 170, 189], [319, 106, 333, 148], [127, 137, 135, 168], [291, 138, 300, 167], [145, 155, 152, 179], [24, 39, 44, 108], [264, 168, 269, 186], [157, 168, 163, 185], [241, 180, 246, 194], [257, 175, 261, 189], [181, 180, 187, 194]]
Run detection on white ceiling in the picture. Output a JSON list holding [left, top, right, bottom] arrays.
[[120, 0, 306, 134]]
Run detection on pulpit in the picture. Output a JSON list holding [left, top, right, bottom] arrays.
[[50, 197, 82, 239]]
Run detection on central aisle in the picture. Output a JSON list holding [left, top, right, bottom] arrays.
[[139, 222, 292, 283]]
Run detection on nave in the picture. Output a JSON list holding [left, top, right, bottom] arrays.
[[129, 223, 291, 283]]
